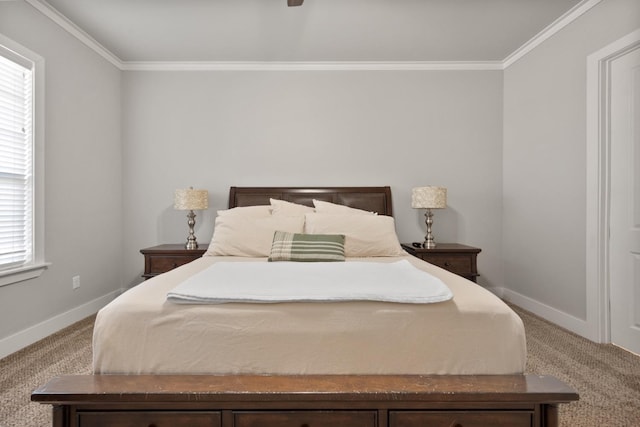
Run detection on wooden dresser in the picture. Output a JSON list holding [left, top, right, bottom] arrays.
[[402, 243, 481, 282], [140, 244, 208, 279], [31, 374, 578, 427]]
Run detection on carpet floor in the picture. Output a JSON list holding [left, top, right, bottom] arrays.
[[0, 305, 638, 426]]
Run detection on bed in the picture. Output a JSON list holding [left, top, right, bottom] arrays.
[[32, 186, 578, 427]]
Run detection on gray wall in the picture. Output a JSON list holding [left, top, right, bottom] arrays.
[[0, 2, 123, 341], [4, 0, 638, 354], [503, 0, 640, 320], [122, 70, 504, 288]]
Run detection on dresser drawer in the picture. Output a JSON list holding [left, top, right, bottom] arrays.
[[148, 255, 199, 273], [422, 253, 472, 275], [141, 244, 208, 279], [390, 410, 532, 427], [401, 243, 481, 282], [77, 411, 221, 427], [234, 410, 376, 427]]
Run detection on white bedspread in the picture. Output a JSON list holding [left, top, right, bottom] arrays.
[[167, 260, 452, 304]]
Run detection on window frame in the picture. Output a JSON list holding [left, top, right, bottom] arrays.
[[0, 34, 48, 287]]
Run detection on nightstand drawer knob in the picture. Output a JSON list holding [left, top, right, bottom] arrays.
[[444, 262, 452, 267]]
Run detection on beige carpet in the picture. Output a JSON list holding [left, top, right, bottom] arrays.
[[0, 306, 639, 427], [0, 316, 93, 427], [516, 306, 640, 426]]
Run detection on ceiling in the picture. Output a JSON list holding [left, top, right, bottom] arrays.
[[40, 0, 585, 63]]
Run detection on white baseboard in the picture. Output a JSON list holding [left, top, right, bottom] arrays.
[[500, 287, 592, 339], [0, 289, 122, 360]]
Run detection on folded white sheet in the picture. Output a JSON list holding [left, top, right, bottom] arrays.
[[167, 260, 452, 304]]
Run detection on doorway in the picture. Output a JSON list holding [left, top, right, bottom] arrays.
[[586, 29, 640, 353], [609, 46, 640, 354]]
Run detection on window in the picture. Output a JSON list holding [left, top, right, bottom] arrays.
[[0, 49, 33, 270], [0, 36, 47, 286]]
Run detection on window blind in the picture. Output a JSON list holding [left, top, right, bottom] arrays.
[[0, 52, 33, 270]]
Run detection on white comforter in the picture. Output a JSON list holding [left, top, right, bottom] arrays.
[[167, 260, 452, 304]]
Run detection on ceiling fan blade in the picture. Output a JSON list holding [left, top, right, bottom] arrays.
[[287, 0, 304, 6]]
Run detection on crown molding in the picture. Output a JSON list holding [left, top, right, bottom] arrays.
[[23, 0, 123, 69], [121, 61, 503, 71], [503, 0, 602, 68], [27, 0, 601, 72]]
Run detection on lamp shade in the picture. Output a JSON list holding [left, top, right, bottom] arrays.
[[174, 188, 208, 210], [411, 186, 447, 209]]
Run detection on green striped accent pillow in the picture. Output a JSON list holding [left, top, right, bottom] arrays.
[[268, 231, 346, 262]]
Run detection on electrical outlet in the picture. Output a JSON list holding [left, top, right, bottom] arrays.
[[72, 275, 80, 290]]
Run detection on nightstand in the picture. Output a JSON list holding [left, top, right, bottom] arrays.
[[401, 243, 481, 282], [140, 244, 208, 280]]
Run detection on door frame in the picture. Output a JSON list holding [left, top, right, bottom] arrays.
[[586, 29, 640, 343]]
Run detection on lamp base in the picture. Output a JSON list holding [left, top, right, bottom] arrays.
[[185, 239, 199, 250], [184, 210, 199, 250], [423, 208, 437, 249], [423, 239, 437, 249]]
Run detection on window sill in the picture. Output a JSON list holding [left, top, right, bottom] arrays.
[[0, 262, 51, 288]]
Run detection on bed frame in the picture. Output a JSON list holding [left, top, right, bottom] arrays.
[[228, 186, 394, 215], [32, 186, 578, 427]]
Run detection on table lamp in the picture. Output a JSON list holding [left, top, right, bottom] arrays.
[[174, 187, 208, 250], [411, 186, 447, 248]]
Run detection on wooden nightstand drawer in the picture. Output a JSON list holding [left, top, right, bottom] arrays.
[[77, 411, 221, 427], [140, 244, 208, 279], [148, 255, 199, 273], [234, 411, 376, 427], [402, 243, 481, 282], [389, 410, 531, 427], [423, 253, 472, 275]]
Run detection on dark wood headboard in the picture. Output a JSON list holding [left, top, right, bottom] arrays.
[[228, 187, 393, 217]]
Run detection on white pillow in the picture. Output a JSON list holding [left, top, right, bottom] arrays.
[[270, 198, 315, 216], [207, 215, 304, 257], [304, 213, 403, 257], [217, 205, 272, 217], [312, 199, 377, 216]]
